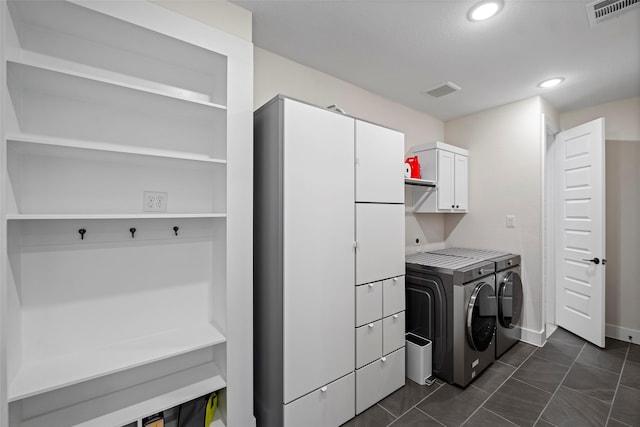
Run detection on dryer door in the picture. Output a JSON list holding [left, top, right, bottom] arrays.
[[498, 271, 523, 329], [466, 282, 496, 352]]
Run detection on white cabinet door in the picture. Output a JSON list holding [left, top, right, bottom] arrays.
[[382, 276, 405, 317], [284, 373, 355, 427], [356, 204, 405, 285], [355, 348, 405, 414], [355, 120, 404, 203], [282, 99, 355, 403], [454, 154, 468, 210], [356, 282, 383, 327], [356, 320, 382, 369], [436, 149, 455, 210], [383, 312, 405, 355]]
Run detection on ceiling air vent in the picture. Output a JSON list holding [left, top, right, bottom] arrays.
[[586, 0, 640, 27], [423, 81, 461, 98]]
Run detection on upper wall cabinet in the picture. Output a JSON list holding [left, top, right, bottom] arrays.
[[355, 121, 405, 204], [409, 141, 469, 213], [1, 1, 253, 426]]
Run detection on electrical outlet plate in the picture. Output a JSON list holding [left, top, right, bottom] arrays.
[[143, 191, 167, 212], [506, 215, 516, 228]]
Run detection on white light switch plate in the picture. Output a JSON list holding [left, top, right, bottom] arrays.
[[506, 215, 516, 228]]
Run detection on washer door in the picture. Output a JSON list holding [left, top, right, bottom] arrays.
[[498, 271, 523, 329], [466, 282, 496, 352]]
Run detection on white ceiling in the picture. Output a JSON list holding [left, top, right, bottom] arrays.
[[231, 0, 640, 121]]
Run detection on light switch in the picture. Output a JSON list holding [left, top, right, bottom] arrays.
[[506, 215, 516, 228]]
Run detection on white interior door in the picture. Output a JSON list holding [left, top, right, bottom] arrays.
[[555, 118, 605, 347]]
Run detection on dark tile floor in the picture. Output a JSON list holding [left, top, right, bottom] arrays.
[[343, 329, 640, 426]]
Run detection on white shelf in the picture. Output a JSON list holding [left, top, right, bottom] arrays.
[[8, 322, 226, 402], [6, 52, 226, 110], [6, 213, 226, 220], [73, 376, 226, 427], [6, 133, 227, 164], [404, 178, 436, 187]]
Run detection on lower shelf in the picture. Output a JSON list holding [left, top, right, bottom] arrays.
[[17, 369, 226, 427], [9, 322, 226, 402]]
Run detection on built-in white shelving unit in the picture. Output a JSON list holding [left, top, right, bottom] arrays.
[[1, 1, 254, 426]]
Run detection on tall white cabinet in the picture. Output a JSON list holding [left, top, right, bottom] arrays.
[[0, 1, 254, 426], [254, 96, 405, 426]]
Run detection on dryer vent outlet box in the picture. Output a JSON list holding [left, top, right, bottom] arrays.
[[586, 0, 640, 27]]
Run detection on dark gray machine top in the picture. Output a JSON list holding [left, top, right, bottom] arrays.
[[429, 248, 520, 271], [405, 252, 495, 285]]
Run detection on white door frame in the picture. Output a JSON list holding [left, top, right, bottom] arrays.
[[542, 114, 559, 341]]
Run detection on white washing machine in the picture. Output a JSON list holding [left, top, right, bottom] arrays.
[[428, 248, 523, 358]]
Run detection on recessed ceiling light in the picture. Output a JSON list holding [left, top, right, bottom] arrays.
[[538, 77, 565, 88], [468, 0, 504, 21]]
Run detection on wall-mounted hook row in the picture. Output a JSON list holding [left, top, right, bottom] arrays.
[[76, 227, 183, 240]]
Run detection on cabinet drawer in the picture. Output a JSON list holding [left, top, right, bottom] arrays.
[[356, 282, 382, 326], [383, 276, 405, 317], [284, 372, 355, 427], [356, 320, 382, 369], [355, 348, 405, 414], [383, 312, 405, 355]]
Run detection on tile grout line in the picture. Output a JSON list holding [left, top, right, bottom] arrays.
[[532, 341, 587, 426], [376, 402, 398, 420], [481, 407, 519, 426], [605, 343, 631, 425], [509, 376, 555, 396], [413, 406, 447, 426], [459, 346, 539, 425], [576, 357, 627, 376], [383, 382, 445, 427]]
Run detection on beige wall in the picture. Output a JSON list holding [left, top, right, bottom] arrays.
[[560, 96, 640, 141], [444, 97, 545, 338], [151, 0, 252, 41], [560, 97, 640, 337], [605, 140, 640, 335]]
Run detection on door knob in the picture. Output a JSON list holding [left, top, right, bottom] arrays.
[[582, 257, 600, 265]]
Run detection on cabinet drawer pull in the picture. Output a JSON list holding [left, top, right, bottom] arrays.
[[368, 283, 374, 288], [320, 386, 328, 392], [381, 357, 387, 362], [368, 323, 374, 328], [393, 314, 399, 319], [393, 277, 398, 282]]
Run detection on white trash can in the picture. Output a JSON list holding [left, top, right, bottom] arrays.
[[405, 333, 434, 386]]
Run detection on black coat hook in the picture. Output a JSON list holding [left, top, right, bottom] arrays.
[[130, 227, 136, 238], [173, 226, 179, 236], [79, 228, 86, 240]]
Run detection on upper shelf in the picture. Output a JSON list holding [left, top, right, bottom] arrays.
[[8, 322, 226, 402], [6, 52, 226, 110], [404, 178, 436, 187], [6, 133, 227, 165]]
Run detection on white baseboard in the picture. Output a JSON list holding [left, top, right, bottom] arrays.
[[519, 326, 545, 347], [606, 323, 640, 345]]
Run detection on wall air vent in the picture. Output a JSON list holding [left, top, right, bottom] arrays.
[[586, 0, 640, 27], [423, 81, 462, 98]]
